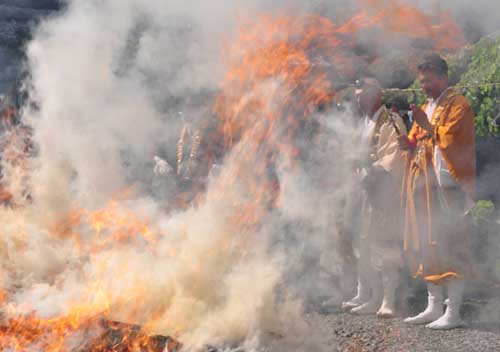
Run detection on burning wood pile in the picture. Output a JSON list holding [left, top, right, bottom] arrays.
[[0, 0, 471, 351], [0, 318, 181, 352]]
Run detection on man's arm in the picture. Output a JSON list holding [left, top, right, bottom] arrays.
[[434, 97, 476, 187], [374, 114, 408, 179]]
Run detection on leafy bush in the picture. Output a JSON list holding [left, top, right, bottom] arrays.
[[471, 200, 496, 224], [459, 36, 500, 137]]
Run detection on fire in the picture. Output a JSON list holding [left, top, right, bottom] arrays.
[[0, 305, 105, 351], [213, 2, 464, 228], [0, 316, 179, 351], [216, 4, 464, 153], [343, 0, 465, 52], [0, 1, 466, 350], [0, 194, 165, 351], [51, 194, 159, 254]]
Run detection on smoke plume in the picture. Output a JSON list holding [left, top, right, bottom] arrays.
[[0, 0, 499, 351]]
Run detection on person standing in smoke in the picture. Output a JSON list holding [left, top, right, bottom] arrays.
[[398, 54, 476, 330], [342, 78, 407, 317], [154, 93, 224, 209]]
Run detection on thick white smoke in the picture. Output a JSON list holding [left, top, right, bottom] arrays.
[[0, 1, 362, 351], [3, 0, 500, 350]]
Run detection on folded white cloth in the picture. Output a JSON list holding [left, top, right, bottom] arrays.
[[153, 156, 173, 175]]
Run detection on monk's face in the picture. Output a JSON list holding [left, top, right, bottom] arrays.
[[418, 70, 448, 99], [355, 85, 382, 116]]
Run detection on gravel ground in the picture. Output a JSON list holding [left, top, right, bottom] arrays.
[[307, 307, 500, 352]]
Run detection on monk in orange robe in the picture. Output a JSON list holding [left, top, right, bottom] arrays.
[[398, 54, 476, 330]]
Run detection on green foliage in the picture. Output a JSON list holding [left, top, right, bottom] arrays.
[[471, 200, 496, 224], [459, 37, 500, 137], [406, 80, 426, 106], [382, 90, 410, 109]]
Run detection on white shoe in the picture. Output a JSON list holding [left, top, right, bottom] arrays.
[[351, 272, 383, 315], [427, 279, 464, 330], [377, 268, 398, 318], [341, 300, 361, 310], [342, 275, 370, 310], [377, 301, 395, 318], [404, 283, 444, 325], [351, 299, 381, 315]]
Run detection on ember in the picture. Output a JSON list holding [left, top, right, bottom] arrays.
[[76, 320, 181, 352], [0, 317, 182, 352]]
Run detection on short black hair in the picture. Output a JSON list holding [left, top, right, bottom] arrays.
[[417, 54, 448, 77]]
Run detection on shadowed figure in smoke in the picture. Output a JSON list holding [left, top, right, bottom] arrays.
[[339, 78, 407, 317], [399, 54, 476, 330], [153, 92, 224, 210]]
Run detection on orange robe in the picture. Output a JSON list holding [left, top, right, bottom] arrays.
[[402, 89, 476, 284]]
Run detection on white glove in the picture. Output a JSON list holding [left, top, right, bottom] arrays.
[[154, 156, 173, 175]]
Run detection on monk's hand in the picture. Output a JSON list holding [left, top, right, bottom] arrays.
[[410, 104, 433, 132], [397, 135, 415, 151]]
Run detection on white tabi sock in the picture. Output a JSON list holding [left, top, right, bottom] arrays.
[[404, 283, 444, 325], [426, 279, 464, 330]]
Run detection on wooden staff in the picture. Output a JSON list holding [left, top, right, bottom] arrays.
[[387, 112, 401, 136]]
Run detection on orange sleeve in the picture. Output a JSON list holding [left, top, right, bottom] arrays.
[[435, 96, 476, 198], [408, 101, 427, 143], [408, 123, 419, 143]]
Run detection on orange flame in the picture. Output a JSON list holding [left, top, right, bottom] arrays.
[[213, 4, 464, 229], [345, 0, 465, 51], [0, 315, 176, 351], [216, 4, 464, 150], [0, 1, 466, 350], [51, 194, 158, 254], [0, 293, 110, 351], [0, 194, 168, 351]]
